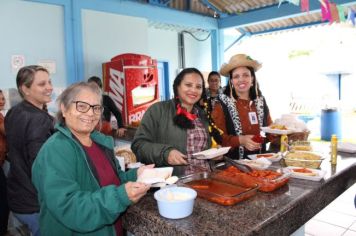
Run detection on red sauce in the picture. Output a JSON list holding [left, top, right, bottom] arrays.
[[185, 179, 256, 205], [213, 166, 289, 192], [186, 179, 248, 197], [293, 168, 312, 173]]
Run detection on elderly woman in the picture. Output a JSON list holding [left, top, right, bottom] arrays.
[[5, 65, 55, 236], [211, 54, 273, 159], [32, 82, 151, 236], [131, 68, 214, 176]]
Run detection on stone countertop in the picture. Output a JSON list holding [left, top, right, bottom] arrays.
[[123, 144, 356, 236]]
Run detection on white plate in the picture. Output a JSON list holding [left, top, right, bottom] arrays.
[[235, 158, 271, 170], [192, 147, 231, 160], [337, 142, 356, 153], [137, 167, 173, 187], [285, 167, 326, 181], [248, 153, 282, 162], [261, 127, 295, 135]]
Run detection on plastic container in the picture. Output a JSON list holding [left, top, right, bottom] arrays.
[[284, 158, 322, 169], [154, 186, 197, 219], [179, 172, 258, 206], [321, 108, 342, 141], [283, 151, 323, 169]]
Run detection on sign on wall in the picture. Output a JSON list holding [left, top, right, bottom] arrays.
[[11, 55, 25, 74], [38, 60, 56, 74]]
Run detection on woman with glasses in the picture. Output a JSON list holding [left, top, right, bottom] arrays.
[[4, 65, 55, 236], [32, 82, 151, 236], [210, 54, 273, 159]]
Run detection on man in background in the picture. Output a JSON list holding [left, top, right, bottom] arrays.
[[88, 76, 127, 137]]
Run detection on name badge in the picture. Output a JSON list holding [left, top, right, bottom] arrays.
[[248, 112, 258, 125]]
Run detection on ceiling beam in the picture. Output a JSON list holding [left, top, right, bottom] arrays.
[[79, 0, 218, 30], [200, 0, 228, 18], [218, 0, 356, 29]]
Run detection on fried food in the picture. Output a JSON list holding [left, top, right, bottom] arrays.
[[269, 124, 288, 130], [291, 145, 313, 151], [285, 151, 321, 160]]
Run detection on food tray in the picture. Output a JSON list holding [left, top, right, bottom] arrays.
[[290, 141, 312, 151], [235, 159, 271, 170], [178, 172, 258, 206], [283, 151, 323, 169], [248, 153, 282, 163], [284, 167, 326, 182], [212, 162, 290, 192], [283, 158, 322, 169]]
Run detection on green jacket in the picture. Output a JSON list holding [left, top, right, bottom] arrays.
[[32, 124, 137, 236], [131, 99, 211, 176]]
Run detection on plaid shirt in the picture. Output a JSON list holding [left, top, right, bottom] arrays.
[[185, 109, 209, 175]]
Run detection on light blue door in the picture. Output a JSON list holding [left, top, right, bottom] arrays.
[[157, 61, 170, 101]]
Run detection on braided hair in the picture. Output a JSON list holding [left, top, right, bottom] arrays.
[[172, 68, 224, 148], [202, 97, 223, 146]]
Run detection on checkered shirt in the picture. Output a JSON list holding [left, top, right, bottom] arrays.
[[185, 112, 209, 175]]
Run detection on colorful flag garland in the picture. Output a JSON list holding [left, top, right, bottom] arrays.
[[278, 0, 356, 26]]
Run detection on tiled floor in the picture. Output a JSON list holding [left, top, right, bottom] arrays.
[[305, 183, 356, 236]]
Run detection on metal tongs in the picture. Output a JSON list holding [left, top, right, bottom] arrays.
[[223, 156, 253, 173]]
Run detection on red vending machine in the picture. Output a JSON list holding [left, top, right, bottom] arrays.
[[102, 53, 159, 126]]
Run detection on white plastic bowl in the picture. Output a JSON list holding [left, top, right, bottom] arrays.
[[154, 186, 197, 219]]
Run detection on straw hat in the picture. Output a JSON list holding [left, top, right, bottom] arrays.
[[220, 54, 262, 77]]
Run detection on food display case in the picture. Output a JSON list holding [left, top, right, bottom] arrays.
[[102, 53, 159, 126], [179, 171, 258, 206]]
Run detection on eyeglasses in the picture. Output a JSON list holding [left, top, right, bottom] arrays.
[[72, 101, 103, 115]]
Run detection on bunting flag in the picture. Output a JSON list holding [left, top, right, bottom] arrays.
[[329, 3, 340, 23], [319, 0, 327, 9], [277, 0, 355, 27], [337, 5, 346, 22], [301, 0, 309, 12], [320, 0, 331, 22]]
